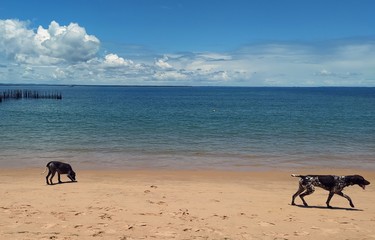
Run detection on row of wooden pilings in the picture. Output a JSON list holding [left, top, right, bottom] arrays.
[[0, 89, 62, 102]]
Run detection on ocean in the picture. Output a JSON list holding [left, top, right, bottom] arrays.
[[0, 85, 374, 170]]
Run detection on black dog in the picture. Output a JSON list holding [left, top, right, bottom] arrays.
[[44, 161, 77, 185], [291, 174, 370, 208]]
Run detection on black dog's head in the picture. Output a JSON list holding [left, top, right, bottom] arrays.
[[68, 171, 76, 182], [347, 175, 370, 189]]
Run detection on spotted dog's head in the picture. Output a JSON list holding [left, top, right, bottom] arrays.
[[347, 175, 370, 189]]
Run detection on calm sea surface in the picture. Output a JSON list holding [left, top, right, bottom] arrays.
[[0, 86, 374, 170]]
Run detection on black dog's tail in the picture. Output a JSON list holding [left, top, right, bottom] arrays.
[[41, 161, 53, 174]]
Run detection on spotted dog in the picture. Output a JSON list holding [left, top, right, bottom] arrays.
[[291, 174, 370, 208], [44, 161, 77, 185]]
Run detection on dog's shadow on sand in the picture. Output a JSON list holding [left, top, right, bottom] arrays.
[[291, 204, 363, 211], [48, 181, 77, 186]]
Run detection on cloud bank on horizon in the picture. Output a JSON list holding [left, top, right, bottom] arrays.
[[0, 19, 374, 86]]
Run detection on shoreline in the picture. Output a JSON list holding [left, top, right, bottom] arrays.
[[2, 164, 375, 173], [2, 167, 375, 183]]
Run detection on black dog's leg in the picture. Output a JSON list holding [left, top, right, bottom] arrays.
[[292, 184, 305, 205], [49, 171, 56, 185], [299, 186, 315, 207], [46, 169, 52, 185], [326, 191, 335, 208], [58, 172, 62, 183], [336, 191, 355, 208]]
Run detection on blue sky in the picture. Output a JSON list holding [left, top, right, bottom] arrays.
[[0, 0, 374, 86]]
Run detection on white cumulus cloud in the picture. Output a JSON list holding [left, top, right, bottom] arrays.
[[155, 55, 172, 69], [0, 19, 374, 86], [104, 53, 134, 67], [0, 19, 100, 65]]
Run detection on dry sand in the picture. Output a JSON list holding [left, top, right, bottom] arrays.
[[1, 168, 374, 239]]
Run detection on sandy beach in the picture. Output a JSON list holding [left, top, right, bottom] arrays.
[[1, 168, 374, 240]]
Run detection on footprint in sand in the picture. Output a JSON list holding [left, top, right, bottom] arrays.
[[152, 231, 177, 238], [0, 206, 10, 214], [172, 208, 198, 222], [99, 213, 112, 220], [92, 230, 105, 237], [265, 232, 289, 239], [322, 228, 340, 234], [213, 214, 229, 220], [179, 208, 189, 216], [294, 231, 310, 236], [146, 200, 167, 206], [50, 211, 66, 221], [42, 223, 56, 229], [87, 226, 105, 237], [258, 221, 275, 227], [124, 224, 134, 230], [139, 212, 161, 216]]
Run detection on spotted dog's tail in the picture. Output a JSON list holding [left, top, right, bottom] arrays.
[[291, 174, 303, 178]]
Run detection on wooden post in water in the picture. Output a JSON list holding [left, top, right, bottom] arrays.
[[0, 89, 62, 102]]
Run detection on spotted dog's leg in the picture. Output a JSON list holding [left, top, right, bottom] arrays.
[[326, 191, 335, 208], [292, 184, 305, 205], [299, 184, 315, 207], [336, 191, 355, 208]]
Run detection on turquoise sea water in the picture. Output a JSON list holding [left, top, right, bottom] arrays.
[[0, 86, 374, 170]]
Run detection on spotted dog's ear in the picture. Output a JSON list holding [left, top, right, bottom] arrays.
[[346, 175, 370, 189]]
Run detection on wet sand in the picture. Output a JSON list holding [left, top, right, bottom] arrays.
[[1, 168, 374, 239]]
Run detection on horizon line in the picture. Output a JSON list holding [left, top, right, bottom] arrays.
[[1, 83, 375, 88]]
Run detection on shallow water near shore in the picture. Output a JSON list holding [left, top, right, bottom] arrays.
[[1, 85, 374, 170]]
